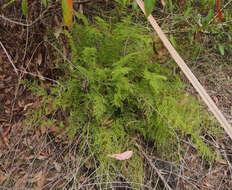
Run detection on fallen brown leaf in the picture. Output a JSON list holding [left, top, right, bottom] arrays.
[[0, 172, 7, 185], [108, 150, 133, 160], [161, 0, 166, 8], [53, 162, 61, 172], [23, 102, 34, 110], [102, 120, 113, 128], [40, 125, 47, 135], [36, 170, 46, 190], [2, 126, 11, 137], [5, 99, 11, 105], [37, 53, 42, 66], [1, 136, 10, 149], [14, 174, 28, 188]]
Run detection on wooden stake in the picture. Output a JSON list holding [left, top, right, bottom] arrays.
[[136, 0, 232, 140]]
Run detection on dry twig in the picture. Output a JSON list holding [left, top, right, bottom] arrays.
[[139, 148, 173, 190], [0, 41, 18, 75]]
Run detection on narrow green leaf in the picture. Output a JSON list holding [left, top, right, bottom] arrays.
[[2, 0, 16, 9], [218, 44, 225, 56], [144, 0, 156, 17], [62, 0, 73, 28], [188, 32, 194, 45], [169, 35, 177, 49], [22, 0, 27, 16], [42, 0, 47, 7], [184, 7, 193, 18], [168, 0, 173, 13], [132, 0, 138, 10], [193, 45, 201, 59], [204, 9, 214, 25]]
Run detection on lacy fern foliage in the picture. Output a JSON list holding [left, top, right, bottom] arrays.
[[25, 15, 216, 185]]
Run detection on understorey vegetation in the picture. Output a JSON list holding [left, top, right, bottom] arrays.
[[24, 13, 219, 186], [1, 0, 232, 188]]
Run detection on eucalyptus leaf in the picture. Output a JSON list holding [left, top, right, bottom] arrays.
[[22, 0, 27, 16], [42, 0, 47, 7], [218, 44, 225, 56], [2, 0, 16, 9], [144, 0, 156, 17], [169, 34, 177, 49], [62, 0, 73, 28], [132, 0, 138, 10], [204, 9, 214, 25]]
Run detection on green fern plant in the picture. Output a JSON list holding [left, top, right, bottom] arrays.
[[25, 14, 218, 185]]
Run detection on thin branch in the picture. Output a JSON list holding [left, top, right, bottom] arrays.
[[0, 3, 51, 27], [10, 72, 23, 123], [73, 0, 102, 4], [138, 146, 173, 190], [44, 40, 89, 82], [0, 40, 18, 75], [0, 40, 61, 86], [220, 142, 232, 180], [17, 68, 63, 87], [209, 0, 232, 24]]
